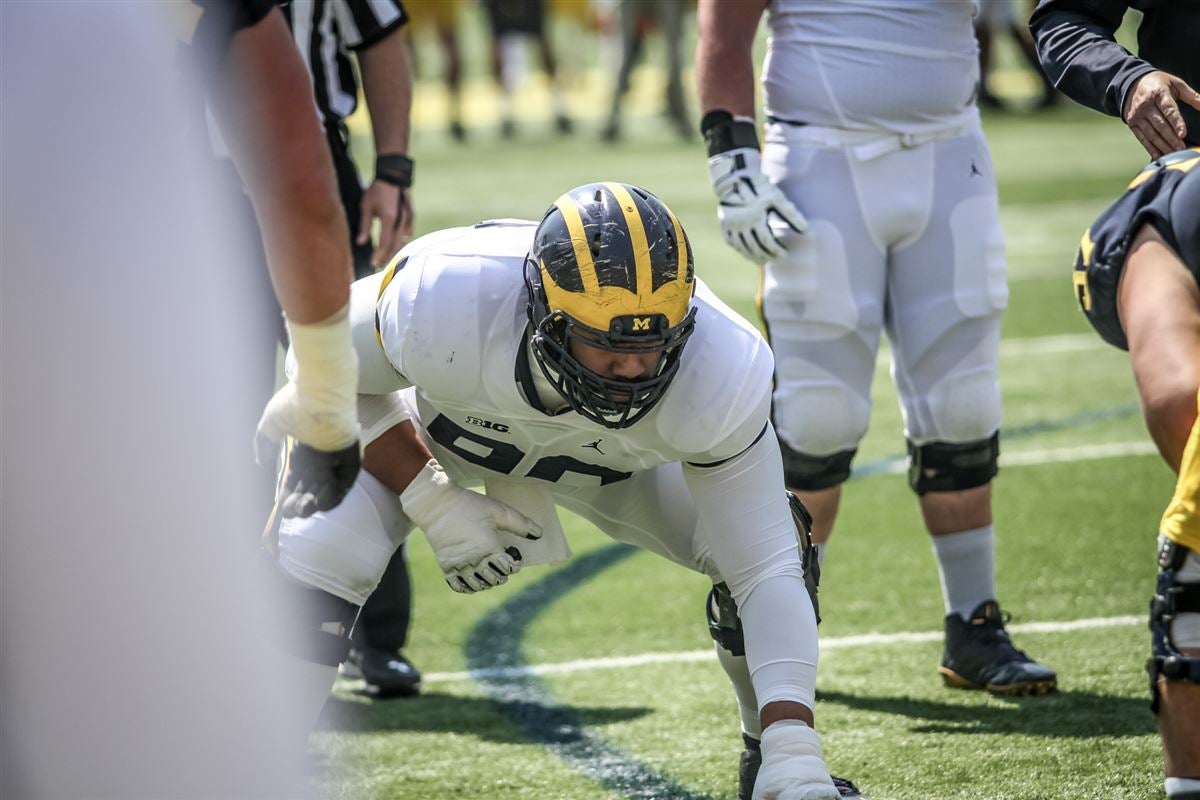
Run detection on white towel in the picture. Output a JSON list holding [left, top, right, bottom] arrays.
[[484, 478, 572, 566]]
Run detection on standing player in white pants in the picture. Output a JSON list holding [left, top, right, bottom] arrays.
[[696, 0, 1056, 715]]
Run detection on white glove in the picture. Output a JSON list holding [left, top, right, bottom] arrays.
[[708, 146, 807, 265], [752, 720, 838, 800], [400, 459, 543, 593], [256, 304, 362, 518]]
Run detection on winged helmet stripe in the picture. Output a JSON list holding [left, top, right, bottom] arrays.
[[602, 182, 653, 301], [552, 192, 600, 295]]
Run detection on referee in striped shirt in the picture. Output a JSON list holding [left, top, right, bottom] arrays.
[[282, 0, 425, 696], [281, 0, 415, 279]]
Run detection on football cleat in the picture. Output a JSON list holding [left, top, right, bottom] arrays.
[[738, 733, 762, 800], [339, 646, 421, 698], [738, 734, 872, 799], [939, 600, 1057, 696]]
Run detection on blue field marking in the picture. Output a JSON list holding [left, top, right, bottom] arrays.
[[465, 542, 717, 800], [464, 402, 1141, 798]]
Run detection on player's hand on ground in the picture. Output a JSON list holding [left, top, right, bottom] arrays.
[[708, 147, 807, 265], [400, 459, 543, 593], [1123, 70, 1200, 159]]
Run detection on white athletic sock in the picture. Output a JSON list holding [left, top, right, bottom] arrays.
[[931, 525, 996, 620], [714, 644, 761, 740], [1166, 777, 1200, 798], [815, 541, 828, 567], [285, 653, 339, 732]]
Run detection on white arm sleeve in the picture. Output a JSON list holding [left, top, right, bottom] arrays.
[[358, 391, 412, 447], [683, 423, 819, 712]]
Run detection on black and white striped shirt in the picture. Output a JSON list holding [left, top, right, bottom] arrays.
[[279, 0, 408, 124]]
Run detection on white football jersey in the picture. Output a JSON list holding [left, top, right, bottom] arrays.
[[763, 0, 981, 133], [368, 221, 775, 488]]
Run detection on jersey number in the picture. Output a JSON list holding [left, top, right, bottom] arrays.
[[426, 415, 632, 485]]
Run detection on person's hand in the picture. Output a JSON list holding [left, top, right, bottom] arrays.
[[400, 459, 543, 593], [256, 382, 362, 519], [254, 305, 361, 518], [707, 146, 807, 265], [268, 433, 362, 518], [358, 180, 414, 269], [1123, 70, 1200, 159]]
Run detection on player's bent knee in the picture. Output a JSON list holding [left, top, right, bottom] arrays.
[[774, 382, 869, 460], [906, 432, 999, 495], [259, 554, 359, 667], [707, 493, 822, 656], [707, 581, 746, 656], [1148, 540, 1200, 713], [276, 477, 400, 606], [921, 364, 1002, 443], [779, 442, 856, 491]]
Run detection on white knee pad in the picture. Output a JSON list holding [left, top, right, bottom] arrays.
[[277, 470, 411, 606], [753, 721, 837, 800], [774, 375, 871, 456], [908, 362, 1002, 444]]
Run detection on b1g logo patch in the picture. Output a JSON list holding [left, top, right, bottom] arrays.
[[466, 416, 510, 433]]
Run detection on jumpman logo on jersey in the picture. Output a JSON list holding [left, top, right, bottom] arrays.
[[969, 159, 983, 178], [581, 438, 605, 455]]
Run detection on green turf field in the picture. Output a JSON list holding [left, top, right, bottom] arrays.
[[315, 19, 1173, 799]]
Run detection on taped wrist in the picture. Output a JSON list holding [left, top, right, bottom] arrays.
[[399, 459, 460, 534], [285, 303, 359, 450], [375, 153, 414, 188], [701, 110, 760, 157]]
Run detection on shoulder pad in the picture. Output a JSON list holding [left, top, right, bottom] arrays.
[[1078, 148, 1200, 277], [350, 268, 411, 394], [375, 227, 533, 399], [655, 281, 774, 459]]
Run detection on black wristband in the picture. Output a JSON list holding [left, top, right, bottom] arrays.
[[375, 153, 414, 188], [700, 110, 759, 157]]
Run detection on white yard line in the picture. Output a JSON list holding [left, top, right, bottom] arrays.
[[996, 333, 1106, 357], [858, 440, 1158, 477], [1001, 440, 1159, 465], [422, 615, 1141, 685]]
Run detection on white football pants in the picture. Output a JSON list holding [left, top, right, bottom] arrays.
[[760, 120, 1007, 456]]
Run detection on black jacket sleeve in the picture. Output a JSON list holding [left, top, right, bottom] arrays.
[[1029, 0, 1154, 118]]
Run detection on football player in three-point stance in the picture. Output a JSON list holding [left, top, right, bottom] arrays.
[[1072, 150, 1200, 800], [266, 183, 856, 799], [695, 0, 1056, 729]]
